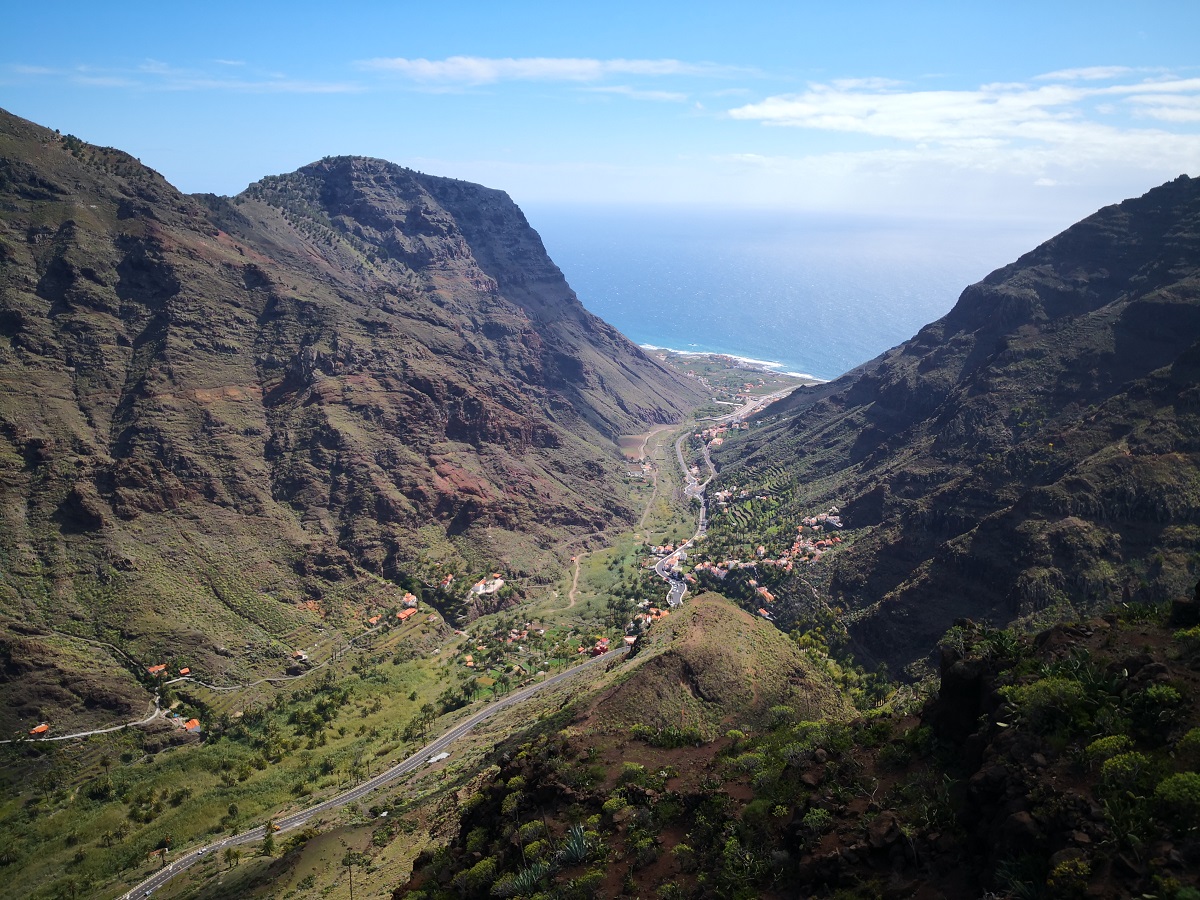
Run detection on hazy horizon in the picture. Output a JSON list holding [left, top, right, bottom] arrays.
[[528, 203, 1055, 380]]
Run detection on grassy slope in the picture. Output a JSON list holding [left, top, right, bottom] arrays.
[[589, 593, 849, 736], [399, 602, 1200, 900]]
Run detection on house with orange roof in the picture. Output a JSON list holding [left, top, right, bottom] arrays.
[[402, 592, 417, 607], [368, 615, 381, 626], [396, 607, 418, 622], [183, 718, 201, 732], [178, 667, 191, 676], [146, 664, 167, 676], [29, 723, 49, 735]]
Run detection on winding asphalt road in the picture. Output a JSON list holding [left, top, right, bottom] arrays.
[[119, 647, 628, 899]]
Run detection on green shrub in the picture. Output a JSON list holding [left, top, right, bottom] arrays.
[[631, 724, 704, 748], [618, 762, 646, 786], [523, 838, 549, 860], [461, 855, 497, 892], [601, 795, 627, 816], [1133, 684, 1185, 732], [1084, 735, 1133, 768], [517, 820, 546, 843], [464, 826, 489, 853], [672, 842, 697, 873], [1153, 772, 1200, 830], [1000, 677, 1090, 733], [1045, 856, 1089, 898], [731, 752, 764, 773], [800, 807, 833, 833], [1174, 625, 1200, 655], [767, 705, 793, 729], [500, 790, 524, 815], [568, 869, 606, 896], [1100, 752, 1157, 797], [1176, 727, 1200, 769]]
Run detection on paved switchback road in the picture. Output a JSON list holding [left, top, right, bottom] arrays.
[[120, 648, 629, 899]]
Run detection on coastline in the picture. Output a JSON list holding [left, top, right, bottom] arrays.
[[640, 343, 829, 384]]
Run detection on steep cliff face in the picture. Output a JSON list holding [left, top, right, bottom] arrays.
[[0, 109, 702, 726], [714, 175, 1200, 670]]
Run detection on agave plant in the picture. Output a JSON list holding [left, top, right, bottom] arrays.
[[555, 823, 593, 867], [493, 860, 552, 897]]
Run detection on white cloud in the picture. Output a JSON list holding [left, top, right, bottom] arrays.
[[726, 73, 1200, 177], [585, 85, 689, 103], [829, 77, 904, 90], [356, 55, 749, 84], [9, 59, 359, 94], [1035, 66, 1134, 81], [9, 64, 61, 76], [711, 69, 1200, 218], [1127, 93, 1200, 122]]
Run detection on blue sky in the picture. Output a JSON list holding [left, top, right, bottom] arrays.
[[3, 1, 1199, 226]]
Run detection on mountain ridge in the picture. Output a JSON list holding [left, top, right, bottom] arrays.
[[0, 107, 704, 731], [708, 173, 1200, 671]]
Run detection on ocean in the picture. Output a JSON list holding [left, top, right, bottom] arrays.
[[526, 205, 1054, 382]]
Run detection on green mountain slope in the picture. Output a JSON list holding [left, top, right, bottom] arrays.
[[400, 607, 1200, 900], [0, 109, 704, 731], [708, 174, 1200, 671]]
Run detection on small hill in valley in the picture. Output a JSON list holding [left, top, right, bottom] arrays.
[[589, 593, 850, 735]]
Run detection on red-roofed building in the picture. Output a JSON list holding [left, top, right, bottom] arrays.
[[396, 608, 418, 622], [146, 664, 167, 676], [29, 723, 49, 735], [178, 667, 191, 676], [183, 718, 201, 732]]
